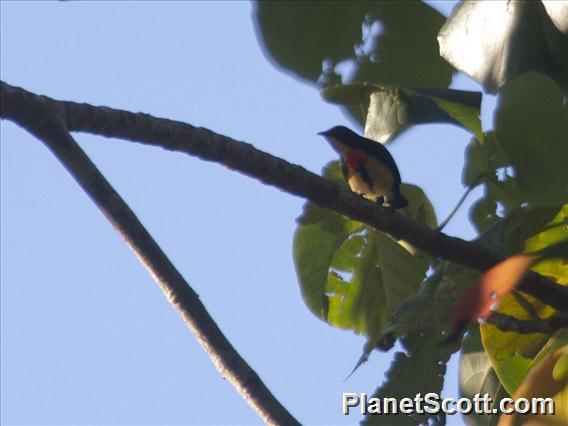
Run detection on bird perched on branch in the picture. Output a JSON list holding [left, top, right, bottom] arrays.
[[318, 126, 408, 209]]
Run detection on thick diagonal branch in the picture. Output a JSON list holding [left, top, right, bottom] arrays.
[[0, 81, 300, 426], [2, 81, 567, 313]]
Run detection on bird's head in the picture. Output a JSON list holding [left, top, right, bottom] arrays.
[[318, 126, 363, 152], [317, 126, 358, 142]]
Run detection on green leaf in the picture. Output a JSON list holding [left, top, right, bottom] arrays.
[[365, 87, 481, 143], [359, 263, 484, 425], [531, 329, 568, 375], [553, 349, 568, 382], [363, 86, 411, 143], [255, 1, 452, 86], [293, 201, 361, 320], [469, 197, 499, 234], [504, 205, 562, 254], [363, 332, 459, 425], [480, 207, 568, 395], [255, 1, 453, 126], [293, 162, 358, 318], [462, 131, 516, 236], [484, 175, 524, 213], [439, 1, 568, 94], [459, 326, 509, 426], [462, 138, 490, 188], [369, 232, 428, 331], [467, 174, 525, 237], [533, 238, 568, 262], [507, 331, 568, 425], [505, 335, 568, 425], [487, 352, 534, 396], [463, 133, 511, 187], [399, 183, 437, 230], [494, 72, 568, 207], [476, 220, 510, 258], [322, 82, 378, 107], [381, 262, 479, 341], [329, 230, 424, 338], [326, 231, 385, 335], [300, 224, 426, 339], [323, 84, 481, 143], [293, 163, 429, 338], [321, 82, 377, 129], [410, 87, 482, 142], [524, 205, 568, 285]]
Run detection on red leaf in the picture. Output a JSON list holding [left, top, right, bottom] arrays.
[[445, 254, 534, 343]]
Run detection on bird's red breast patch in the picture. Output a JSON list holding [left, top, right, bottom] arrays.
[[344, 149, 368, 170]]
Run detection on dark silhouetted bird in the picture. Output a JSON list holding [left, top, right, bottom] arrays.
[[318, 126, 408, 209]]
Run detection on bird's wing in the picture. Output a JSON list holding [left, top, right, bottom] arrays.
[[361, 140, 402, 184]]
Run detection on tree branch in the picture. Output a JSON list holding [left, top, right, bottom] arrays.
[[0, 81, 300, 425], [486, 312, 568, 335], [2, 81, 567, 314]]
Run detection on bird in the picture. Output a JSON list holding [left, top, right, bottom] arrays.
[[318, 126, 408, 209]]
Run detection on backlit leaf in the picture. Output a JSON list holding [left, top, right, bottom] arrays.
[[439, 1, 568, 93], [459, 326, 509, 426], [481, 207, 568, 394], [498, 343, 568, 426], [293, 162, 429, 338]]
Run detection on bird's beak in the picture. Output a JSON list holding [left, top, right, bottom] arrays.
[[317, 131, 326, 136]]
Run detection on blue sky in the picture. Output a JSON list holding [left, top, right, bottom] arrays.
[[1, 1, 493, 424]]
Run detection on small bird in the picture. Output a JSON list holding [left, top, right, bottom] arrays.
[[318, 126, 408, 209]]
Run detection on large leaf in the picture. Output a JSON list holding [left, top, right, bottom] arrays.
[[504, 205, 561, 254], [498, 332, 568, 426], [327, 230, 426, 339], [255, 1, 452, 87], [293, 202, 361, 319], [469, 197, 500, 234], [381, 262, 478, 341], [524, 205, 568, 280], [398, 183, 437, 231], [363, 332, 459, 426], [293, 163, 360, 319], [362, 262, 508, 425], [462, 133, 509, 188], [480, 206, 568, 395], [365, 86, 482, 143], [293, 162, 428, 338], [255, 1, 453, 126], [448, 236, 567, 342], [494, 72, 568, 207], [358, 263, 486, 425], [294, 218, 427, 338], [438, 1, 568, 94], [464, 131, 525, 234], [459, 326, 509, 426], [323, 84, 481, 143]]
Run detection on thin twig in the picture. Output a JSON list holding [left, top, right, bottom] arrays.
[[2, 81, 567, 314], [0, 82, 300, 426], [437, 176, 482, 231]]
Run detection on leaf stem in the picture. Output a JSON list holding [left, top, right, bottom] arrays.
[[437, 176, 482, 231]]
